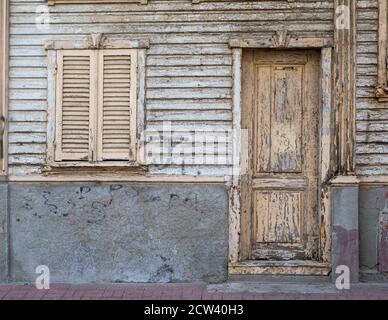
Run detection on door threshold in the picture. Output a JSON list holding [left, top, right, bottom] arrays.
[[229, 260, 331, 276]]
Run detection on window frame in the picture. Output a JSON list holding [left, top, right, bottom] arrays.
[[0, 0, 8, 176], [46, 37, 148, 169], [377, 0, 388, 102]]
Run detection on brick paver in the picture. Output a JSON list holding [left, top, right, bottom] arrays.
[[0, 282, 387, 300]]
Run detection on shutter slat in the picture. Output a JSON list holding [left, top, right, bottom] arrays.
[[55, 51, 92, 161], [98, 50, 133, 161]]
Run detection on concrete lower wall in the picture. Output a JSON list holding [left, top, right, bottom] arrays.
[[359, 186, 388, 278], [331, 186, 359, 282], [1, 182, 387, 284], [5, 183, 229, 284], [0, 180, 8, 282]]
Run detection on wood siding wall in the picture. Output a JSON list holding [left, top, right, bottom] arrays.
[[356, 0, 388, 176], [8, 0, 336, 177]]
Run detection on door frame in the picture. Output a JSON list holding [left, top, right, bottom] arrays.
[[228, 36, 335, 275]]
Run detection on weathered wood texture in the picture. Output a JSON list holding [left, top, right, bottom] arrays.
[[334, 0, 356, 175], [8, 0, 336, 177], [242, 50, 321, 261], [54, 49, 137, 163], [0, 0, 8, 175], [356, 0, 388, 176]]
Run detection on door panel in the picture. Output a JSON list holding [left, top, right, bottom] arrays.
[[241, 49, 320, 261], [255, 190, 302, 243], [255, 65, 303, 174]]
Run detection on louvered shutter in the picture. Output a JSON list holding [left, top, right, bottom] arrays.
[[97, 49, 137, 161], [55, 50, 96, 161]]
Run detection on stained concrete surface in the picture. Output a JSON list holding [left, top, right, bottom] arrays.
[[332, 186, 359, 282], [0, 181, 7, 281], [2, 183, 388, 284], [359, 186, 388, 274], [8, 184, 229, 284]]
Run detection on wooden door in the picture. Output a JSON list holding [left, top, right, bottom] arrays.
[[241, 50, 321, 261]]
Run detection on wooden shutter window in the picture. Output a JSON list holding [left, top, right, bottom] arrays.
[[55, 50, 96, 161], [55, 49, 137, 163], [97, 49, 137, 161]]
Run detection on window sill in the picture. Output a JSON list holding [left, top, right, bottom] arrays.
[[48, 0, 148, 5], [43, 161, 147, 176]]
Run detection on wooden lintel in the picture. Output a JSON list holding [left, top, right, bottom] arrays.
[[45, 39, 150, 50], [229, 37, 333, 49]]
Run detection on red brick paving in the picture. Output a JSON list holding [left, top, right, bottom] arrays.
[[0, 282, 387, 300]]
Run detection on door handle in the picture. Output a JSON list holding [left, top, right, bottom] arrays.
[[0, 116, 5, 160]]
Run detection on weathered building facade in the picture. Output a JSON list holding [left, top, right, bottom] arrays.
[[0, 0, 387, 283]]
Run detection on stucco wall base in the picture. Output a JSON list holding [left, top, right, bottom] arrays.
[[7, 183, 228, 284], [2, 183, 388, 284], [332, 186, 359, 283], [0, 181, 8, 282], [359, 186, 388, 278]]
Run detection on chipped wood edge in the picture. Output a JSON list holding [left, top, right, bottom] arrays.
[[0, 0, 9, 176], [90, 50, 98, 161], [228, 267, 331, 276], [46, 50, 57, 164], [334, 0, 357, 174], [229, 48, 243, 265], [376, 0, 388, 101], [239, 49, 254, 262], [136, 49, 147, 165], [319, 47, 334, 263], [229, 261, 331, 276]]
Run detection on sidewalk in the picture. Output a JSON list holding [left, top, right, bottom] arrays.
[[0, 282, 388, 300]]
